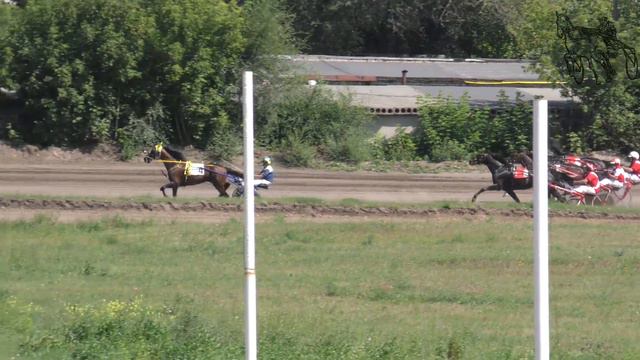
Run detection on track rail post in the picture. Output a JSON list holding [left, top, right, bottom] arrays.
[[533, 99, 550, 360], [243, 71, 257, 360]]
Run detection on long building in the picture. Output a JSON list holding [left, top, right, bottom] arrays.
[[286, 55, 579, 137]]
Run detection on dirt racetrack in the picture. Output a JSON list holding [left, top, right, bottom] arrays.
[[0, 157, 639, 222], [0, 160, 522, 203]]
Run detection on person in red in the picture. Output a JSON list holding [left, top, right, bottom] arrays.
[[624, 151, 640, 184], [572, 162, 600, 195], [600, 158, 626, 189]]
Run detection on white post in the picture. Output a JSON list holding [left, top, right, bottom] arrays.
[[533, 99, 549, 360], [243, 71, 257, 360]]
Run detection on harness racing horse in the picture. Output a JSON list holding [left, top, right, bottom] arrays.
[[143, 144, 243, 197], [470, 153, 533, 203]]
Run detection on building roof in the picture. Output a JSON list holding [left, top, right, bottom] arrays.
[[324, 85, 574, 115], [288, 55, 539, 82]]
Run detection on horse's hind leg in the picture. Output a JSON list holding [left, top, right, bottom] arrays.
[[472, 184, 500, 203], [212, 180, 229, 197], [505, 189, 521, 203]]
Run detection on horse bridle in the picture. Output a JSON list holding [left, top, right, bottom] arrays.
[[143, 144, 163, 163]]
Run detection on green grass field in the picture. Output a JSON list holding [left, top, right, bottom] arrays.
[[1, 214, 639, 359]]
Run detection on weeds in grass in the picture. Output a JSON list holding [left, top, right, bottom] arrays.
[[1, 217, 639, 358]]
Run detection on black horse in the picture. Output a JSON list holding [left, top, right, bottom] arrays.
[[470, 153, 533, 203]]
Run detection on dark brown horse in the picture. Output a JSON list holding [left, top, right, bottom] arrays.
[[143, 144, 243, 197], [470, 153, 533, 203]]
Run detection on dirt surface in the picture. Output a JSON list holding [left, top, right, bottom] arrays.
[[0, 144, 638, 222], [1, 197, 639, 223], [0, 158, 525, 203]]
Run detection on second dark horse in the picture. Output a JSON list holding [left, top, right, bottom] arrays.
[[470, 153, 533, 203]]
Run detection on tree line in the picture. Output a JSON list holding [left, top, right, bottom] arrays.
[[1, 0, 639, 162]]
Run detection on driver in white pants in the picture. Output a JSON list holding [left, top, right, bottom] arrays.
[[573, 163, 600, 195], [600, 158, 626, 189], [254, 156, 274, 188], [624, 151, 640, 184]]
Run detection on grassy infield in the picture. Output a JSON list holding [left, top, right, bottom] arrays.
[[1, 197, 639, 359]]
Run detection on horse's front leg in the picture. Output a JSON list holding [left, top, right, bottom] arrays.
[[160, 181, 178, 197], [472, 184, 501, 203]]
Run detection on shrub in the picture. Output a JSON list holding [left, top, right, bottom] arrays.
[[429, 139, 469, 162], [205, 128, 242, 161], [261, 85, 373, 161], [416, 92, 532, 160], [278, 133, 316, 167], [566, 131, 585, 154], [325, 129, 372, 163], [20, 297, 237, 359], [366, 130, 418, 162], [383, 130, 417, 161], [116, 117, 164, 160]]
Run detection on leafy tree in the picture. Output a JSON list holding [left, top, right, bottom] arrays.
[[6, 0, 246, 147], [416, 92, 532, 160], [241, 0, 302, 132], [510, 0, 640, 153], [9, 0, 154, 145], [284, 0, 519, 57], [261, 85, 373, 162], [138, 0, 245, 147], [0, 3, 18, 89]]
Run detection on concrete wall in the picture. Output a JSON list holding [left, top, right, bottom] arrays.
[[368, 115, 420, 138]]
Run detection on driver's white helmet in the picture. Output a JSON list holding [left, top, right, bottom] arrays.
[[628, 151, 639, 160], [262, 156, 272, 165]]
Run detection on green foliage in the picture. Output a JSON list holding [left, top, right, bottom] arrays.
[[9, 0, 155, 146], [384, 130, 417, 161], [435, 335, 465, 360], [429, 139, 469, 162], [116, 102, 167, 160], [566, 131, 585, 154], [3, 0, 247, 148], [263, 85, 373, 164], [370, 129, 418, 161], [416, 92, 532, 159], [3, 217, 640, 358], [325, 128, 372, 163], [20, 297, 238, 359], [510, 0, 640, 154], [0, 4, 17, 88], [140, 0, 245, 147], [1, 296, 40, 337], [277, 132, 317, 167], [116, 119, 162, 161], [205, 125, 242, 161], [4, 122, 22, 144], [284, 0, 519, 57]]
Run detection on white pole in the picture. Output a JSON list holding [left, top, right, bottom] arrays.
[[243, 71, 257, 360], [533, 99, 549, 360]]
